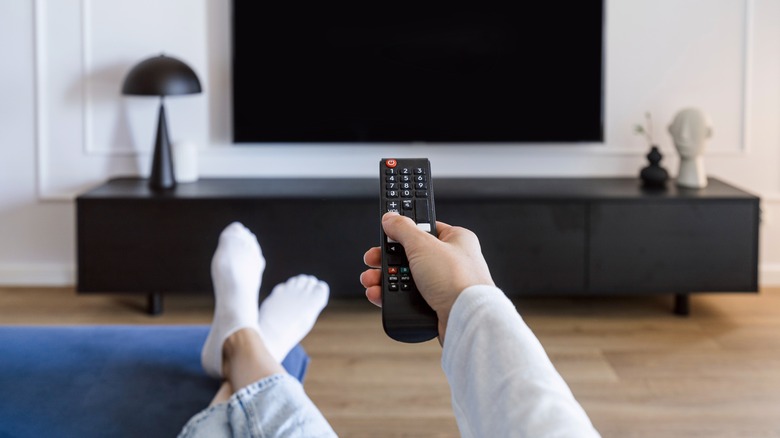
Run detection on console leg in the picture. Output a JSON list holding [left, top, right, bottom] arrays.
[[148, 293, 163, 316], [673, 293, 690, 316]]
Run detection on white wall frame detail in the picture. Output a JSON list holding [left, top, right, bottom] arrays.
[[30, 0, 758, 199]]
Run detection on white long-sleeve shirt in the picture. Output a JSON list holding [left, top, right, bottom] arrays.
[[442, 285, 601, 438]]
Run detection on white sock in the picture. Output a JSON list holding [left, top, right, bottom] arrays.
[[201, 222, 266, 379], [258, 274, 330, 362]]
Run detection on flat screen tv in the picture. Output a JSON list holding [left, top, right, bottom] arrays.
[[232, 1, 604, 143]]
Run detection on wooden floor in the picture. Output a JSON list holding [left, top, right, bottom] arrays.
[[2, 287, 780, 437]]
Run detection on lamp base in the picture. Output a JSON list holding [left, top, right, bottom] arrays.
[[149, 100, 176, 191]]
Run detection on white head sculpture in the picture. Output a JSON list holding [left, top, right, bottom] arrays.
[[668, 108, 712, 188]]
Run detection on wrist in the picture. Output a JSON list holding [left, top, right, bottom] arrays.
[[435, 283, 495, 342], [437, 317, 448, 345]]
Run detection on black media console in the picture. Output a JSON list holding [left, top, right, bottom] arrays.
[[76, 177, 759, 315]]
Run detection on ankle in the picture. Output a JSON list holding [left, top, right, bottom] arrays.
[[222, 328, 253, 379], [224, 328, 257, 359]]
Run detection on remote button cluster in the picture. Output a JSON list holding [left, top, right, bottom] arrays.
[[383, 166, 430, 225], [387, 266, 413, 291], [382, 159, 434, 294]]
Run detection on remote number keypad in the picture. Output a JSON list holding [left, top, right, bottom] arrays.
[[383, 173, 428, 221]]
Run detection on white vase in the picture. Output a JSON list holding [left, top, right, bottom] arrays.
[[173, 141, 199, 183]]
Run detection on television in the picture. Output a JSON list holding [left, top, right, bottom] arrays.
[[232, 1, 604, 143]]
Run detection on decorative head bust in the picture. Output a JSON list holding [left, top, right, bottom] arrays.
[[668, 108, 712, 189]]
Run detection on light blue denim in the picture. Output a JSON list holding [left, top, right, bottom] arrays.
[[178, 373, 337, 438]]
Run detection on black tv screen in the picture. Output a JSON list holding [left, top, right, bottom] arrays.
[[232, 1, 604, 143]]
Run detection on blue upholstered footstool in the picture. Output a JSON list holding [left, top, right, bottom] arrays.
[[0, 326, 310, 438]]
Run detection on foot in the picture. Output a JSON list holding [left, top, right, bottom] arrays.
[[258, 274, 329, 362], [201, 222, 266, 378]]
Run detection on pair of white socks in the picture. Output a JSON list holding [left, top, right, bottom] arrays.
[[201, 222, 329, 379]]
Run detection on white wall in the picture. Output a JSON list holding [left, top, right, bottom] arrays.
[[1, 0, 779, 286]]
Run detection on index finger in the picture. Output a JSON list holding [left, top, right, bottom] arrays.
[[363, 246, 381, 268]]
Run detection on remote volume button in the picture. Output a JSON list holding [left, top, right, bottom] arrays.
[[415, 199, 430, 222]]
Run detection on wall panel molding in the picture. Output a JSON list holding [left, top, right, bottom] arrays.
[[80, 0, 139, 156], [32, 0, 206, 201], [32, 0, 758, 201], [739, 0, 755, 154]]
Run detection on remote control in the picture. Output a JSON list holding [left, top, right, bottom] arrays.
[[379, 158, 439, 343]]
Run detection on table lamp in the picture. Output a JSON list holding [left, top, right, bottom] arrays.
[[122, 54, 202, 190]]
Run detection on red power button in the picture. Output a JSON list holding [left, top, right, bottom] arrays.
[[385, 159, 397, 168]]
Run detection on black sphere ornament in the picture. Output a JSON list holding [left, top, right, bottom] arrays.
[[640, 146, 669, 189]]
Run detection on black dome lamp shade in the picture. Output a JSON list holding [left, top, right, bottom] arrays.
[[122, 54, 202, 190]]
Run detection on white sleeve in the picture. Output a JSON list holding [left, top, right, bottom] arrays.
[[441, 285, 600, 438]]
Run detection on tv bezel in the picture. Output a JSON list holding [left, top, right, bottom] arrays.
[[230, 1, 605, 144]]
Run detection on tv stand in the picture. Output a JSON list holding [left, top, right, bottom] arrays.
[[76, 177, 759, 315]]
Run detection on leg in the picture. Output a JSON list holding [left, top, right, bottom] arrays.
[[223, 328, 285, 392], [257, 275, 330, 362], [147, 293, 163, 315], [216, 327, 335, 437], [209, 381, 233, 407], [674, 293, 690, 316], [201, 222, 328, 380], [209, 274, 331, 391], [201, 222, 265, 378], [182, 222, 335, 437], [206, 275, 329, 401]]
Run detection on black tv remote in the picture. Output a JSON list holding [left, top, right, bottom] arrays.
[[379, 158, 439, 343]]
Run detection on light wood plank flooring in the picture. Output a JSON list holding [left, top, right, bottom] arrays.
[[2, 287, 780, 437]]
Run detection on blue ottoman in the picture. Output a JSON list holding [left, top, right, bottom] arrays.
[[0, 326, 310, 438]]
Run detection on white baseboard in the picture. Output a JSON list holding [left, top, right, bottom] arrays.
[[0, 263, 75, 287], [759, 263, 780, 287]]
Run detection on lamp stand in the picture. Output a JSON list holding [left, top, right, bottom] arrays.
[[149, 98, 176, 190]]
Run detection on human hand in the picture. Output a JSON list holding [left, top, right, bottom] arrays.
[[360, 212, 495, 340]]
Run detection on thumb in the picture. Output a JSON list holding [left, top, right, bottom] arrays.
[[382, 212, 433, 252]]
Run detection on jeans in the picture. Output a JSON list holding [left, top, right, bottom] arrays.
[[178, 373, 337, 438]]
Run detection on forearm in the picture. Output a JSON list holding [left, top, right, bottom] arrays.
[[441, 286, 600, 438]]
